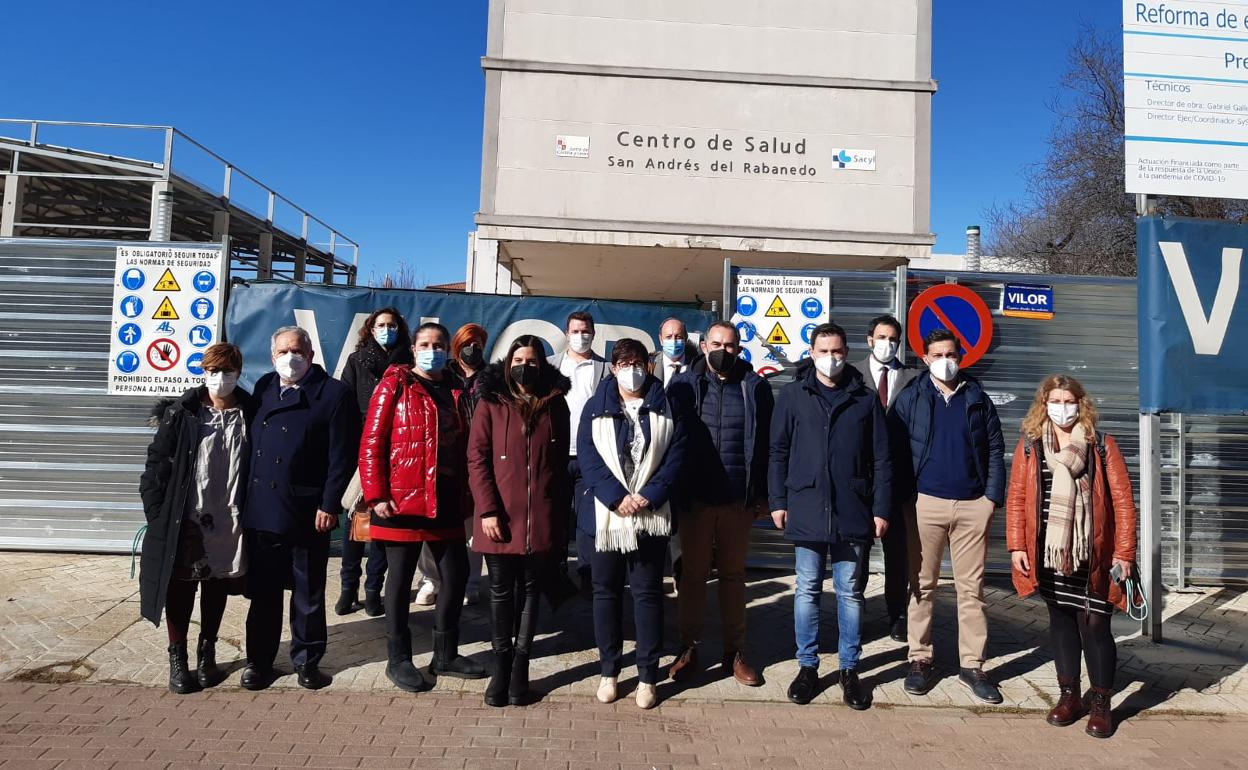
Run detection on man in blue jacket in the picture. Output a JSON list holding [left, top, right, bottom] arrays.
[[890, 328, 1005, 704], [241, 326, 359, 691], [666, 320, 772, 687], [769, 323, 891, 710]]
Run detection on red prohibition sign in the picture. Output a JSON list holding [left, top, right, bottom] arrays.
[[146, 338, 181, 371], [906, 284, 994, 368]]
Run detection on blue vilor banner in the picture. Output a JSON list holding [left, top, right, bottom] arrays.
[[224, 282, 715, 388], [1138, 216, 1248, 414]]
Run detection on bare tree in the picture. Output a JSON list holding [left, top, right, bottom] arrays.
[[986, 26, 1248, 276], [369, 259, 428, 289]]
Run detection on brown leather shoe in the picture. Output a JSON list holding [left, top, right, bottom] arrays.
[[1046, 677, 1085, 727], [669, 646, 699, 681], [724, 651, 762, 687], [1085, 686, 1115, 739]]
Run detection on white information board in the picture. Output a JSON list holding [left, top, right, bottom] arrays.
[[1124, 1, 1248, 198], [107, 245, 226, 396], [730, 273, 831, 376]]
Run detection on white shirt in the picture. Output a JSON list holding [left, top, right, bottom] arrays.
[[867, 356, 901, 404], [659, 354, 688, 386], [932, 375, 968, 404], [560, 354, 598, 455], [622, 397, 646, 486]]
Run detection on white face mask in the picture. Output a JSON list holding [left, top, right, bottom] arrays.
[[813, 354, 845, 379], [567, 332, 593, 354], [616, 365, 646, 392], [872, 339, 899, 364], [274, 352, 309, 382], [928, 357, 959, 382], [205, 371, 238, 398], [1047, 402, 1079, 428]]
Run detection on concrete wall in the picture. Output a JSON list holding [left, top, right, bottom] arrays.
[[493, 0, 930, 82], [479, 0, 934, 244]]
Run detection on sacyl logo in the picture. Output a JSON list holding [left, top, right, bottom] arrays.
[[831, 148, 876, 171], [1158, 241, 1243, 355]]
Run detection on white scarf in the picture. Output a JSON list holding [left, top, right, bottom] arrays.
[[590, 403, 674, 553]]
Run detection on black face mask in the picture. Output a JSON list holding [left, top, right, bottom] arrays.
[[707, 349, 736, 375], [460, 344, 484, 368], [511, 363, 539, 389]]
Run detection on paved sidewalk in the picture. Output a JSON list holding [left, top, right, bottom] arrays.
[[2, 681, 1247, 769], [1, 552, 1246, 719]]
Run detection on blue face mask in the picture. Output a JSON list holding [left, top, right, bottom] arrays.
[[661, 338, 685, 359], [416, 349, 447, 373], [373, 327, 397, 347]]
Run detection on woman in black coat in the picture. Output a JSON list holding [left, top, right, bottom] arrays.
[[335, 307, 414, 616], [139, 343, 256, 694]]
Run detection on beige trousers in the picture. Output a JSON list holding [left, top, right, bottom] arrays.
[[906, 493, 995, 668]]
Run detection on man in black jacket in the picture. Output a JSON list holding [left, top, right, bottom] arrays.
[[856, 314, 921, 643], [241, 325, 359, 691], [769, 323, 891, 710], [666, 320, 773, 687]]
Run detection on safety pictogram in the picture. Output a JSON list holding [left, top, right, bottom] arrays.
[[766, 322, 791, 345], [152, 296, 179, 320], [153, 268, 181, 292], [146, 338, 181, 371], [765, 296, 790, 318], [906, 283, 994, 368]]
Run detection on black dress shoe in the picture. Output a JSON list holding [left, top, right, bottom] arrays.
[[240, 663, 273, 691], [903, 659, 936, 696], [958, 667, 1003, 704], [889, 617, 907, 644], [840, 669, 870, 711], [786, 665, 819, 705], [295, 664, 332, 690]]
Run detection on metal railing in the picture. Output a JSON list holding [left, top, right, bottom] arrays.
[[0, 118, 360, 268]]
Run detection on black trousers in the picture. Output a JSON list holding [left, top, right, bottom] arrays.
[[340, 530, 387, 594], [1047, 601, 1117, 689], [165, 579, 228, 644], [483, 553, 543, 653], [570, 458, 594, 579], [245, 529, 330, 669], [878, 506, 909, 622], [592, 535, 668, 684], [383, 541, 468, 645]]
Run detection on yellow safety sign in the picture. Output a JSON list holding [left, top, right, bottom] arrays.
[[765, 296, 790, 318], [766, 322, 790, 345], [153, 296, 179, 320], [153, 268, 181, 292]]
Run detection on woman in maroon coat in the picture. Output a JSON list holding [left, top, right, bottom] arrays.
[[468, 335, 572, 707]]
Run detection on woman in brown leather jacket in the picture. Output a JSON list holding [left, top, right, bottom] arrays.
[[1006, 374, 1137, 739]]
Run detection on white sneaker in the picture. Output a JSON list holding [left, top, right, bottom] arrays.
[[635, 682, 657, 710], [596, 676, 618, 704], [415, 581, 437, 606]]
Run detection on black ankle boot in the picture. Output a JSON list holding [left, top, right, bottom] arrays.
[[430, 629, 487, 679], [168, 642, 199, 694], [196, 637, 223, 688], [485, 646, 513, 707], [385, 635, 427, 693], [334, 586, 358, 616], [363, 590, 383, 617], [508, 650, 531, 706]]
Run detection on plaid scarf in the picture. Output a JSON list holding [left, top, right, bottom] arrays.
[[1042, 423, 1093, 576]]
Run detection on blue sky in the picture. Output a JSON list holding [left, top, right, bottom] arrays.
[[4, 1, 1121, 285]]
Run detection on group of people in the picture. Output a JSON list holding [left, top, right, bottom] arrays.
[[139, 307, 1137, 737]]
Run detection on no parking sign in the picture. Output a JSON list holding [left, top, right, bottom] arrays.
[[906, 284, 994, 367]]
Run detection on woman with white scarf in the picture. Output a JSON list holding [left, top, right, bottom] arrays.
[[1005, 375, 1137, 739], [576, 338, 686, 709]]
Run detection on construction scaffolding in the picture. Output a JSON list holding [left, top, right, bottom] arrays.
[[0, 119, 358, 284]]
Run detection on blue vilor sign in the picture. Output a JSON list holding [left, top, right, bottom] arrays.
[[1002, 283, 1054, 320]]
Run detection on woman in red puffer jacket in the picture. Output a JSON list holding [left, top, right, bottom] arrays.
[[359, 322, 487, 693]]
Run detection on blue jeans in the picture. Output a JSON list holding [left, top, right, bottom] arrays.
[[793, 540, 869, 671], [339, 527, 387, 594]]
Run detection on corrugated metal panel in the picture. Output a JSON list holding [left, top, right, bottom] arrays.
[[0, 239, 220, 552]]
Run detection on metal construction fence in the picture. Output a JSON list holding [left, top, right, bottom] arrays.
[[1, 240, 1244, 586], [735, 267, 1247, 586]]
